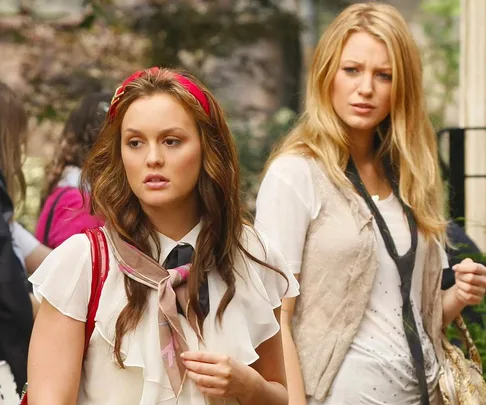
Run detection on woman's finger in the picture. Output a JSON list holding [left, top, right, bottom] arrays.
[[453, 261, 486, 275], [183, 359, 228, 377], [456, 286, 484, 305], [455, 279, 486, 297], [196, 385, 227, 398], [181, 351, 228, 365], [186, 370, 226, 389], [456, 272, 486, 288]]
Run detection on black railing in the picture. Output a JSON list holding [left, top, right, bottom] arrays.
[[437, 126, 486, 224]]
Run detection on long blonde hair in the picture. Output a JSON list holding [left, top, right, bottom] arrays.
[[270, 1, 446, 240]]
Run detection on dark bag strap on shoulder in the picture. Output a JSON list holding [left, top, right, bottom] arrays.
[[19, 227, 109, 404], [42, 188, 71, 246], [345, 158, 430, 405]]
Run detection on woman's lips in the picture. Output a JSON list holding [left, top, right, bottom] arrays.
[[351, 103, 376, 114], [144, 174, 169, 190]]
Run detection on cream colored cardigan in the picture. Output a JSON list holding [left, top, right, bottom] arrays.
[[291, 160, 445, 402]]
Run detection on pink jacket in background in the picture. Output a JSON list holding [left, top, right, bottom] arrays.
[[35, 187, 104, 249]]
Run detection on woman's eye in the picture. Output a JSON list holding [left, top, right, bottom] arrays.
[[164, 138, 181, 147], [378, 72, 392, 81], [128, 140, 141, 148], [343, 67, 359, 74]]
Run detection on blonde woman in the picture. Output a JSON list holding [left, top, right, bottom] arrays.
[[255, 2, 486, 405]]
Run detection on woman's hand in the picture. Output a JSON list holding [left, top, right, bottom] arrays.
[[453, 258, 486, 306], [181, 351, 260, 401]]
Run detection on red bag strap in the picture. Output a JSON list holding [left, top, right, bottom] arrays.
[[83, 227, 110, 356], [20, 228, 109, 405]]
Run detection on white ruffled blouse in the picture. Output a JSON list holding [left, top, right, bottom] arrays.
[[30, 224, 299, 405]]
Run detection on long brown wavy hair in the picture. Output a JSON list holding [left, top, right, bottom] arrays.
[[81, 68, 286, 366], [0, 81, 28, 207], [40, 92, 111, 208]]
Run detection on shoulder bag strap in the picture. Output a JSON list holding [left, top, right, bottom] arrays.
[[83, 227, 110, 356], [20, 227, 110, 404]]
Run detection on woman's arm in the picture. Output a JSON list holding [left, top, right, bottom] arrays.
[[9, 221, 51, 274], [241, 307, 288, 405], [29, 293, 40, 319], [442, 285, 467, 326], [25, 243, 52, 275], [281, 286, 307, 405], [442, 258, 486, 326], [27, 299, 85, 405]]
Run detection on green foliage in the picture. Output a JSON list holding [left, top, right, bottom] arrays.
[[234, 108, 297, 208], [129, 2, 301, 70], [421, 0, 460, 129], [468, 302, 486, 374]]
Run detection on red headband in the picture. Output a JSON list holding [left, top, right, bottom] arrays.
[[108, 67, 210, 120]]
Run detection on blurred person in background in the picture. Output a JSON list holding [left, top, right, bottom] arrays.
[[0, 81, 48, 403], [35, 92, 109, 249], [0, 82, 51, 276], [0, 170, 30, 404]]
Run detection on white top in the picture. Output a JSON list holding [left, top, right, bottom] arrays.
[[255, 155, 449, 405], [30, 223, 299, 405], [57, 165, 82, 188], [10, 221, 41, 269], [0, 361, 19, 404]]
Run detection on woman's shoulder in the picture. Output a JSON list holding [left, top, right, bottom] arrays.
[[266, 153, 314, 181], [29, 233, 93, 280], [29, 233, 94, 321], [264, 153, 333, 194]]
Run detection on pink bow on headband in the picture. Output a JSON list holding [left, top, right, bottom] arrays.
[[108, 67, 210, 120]]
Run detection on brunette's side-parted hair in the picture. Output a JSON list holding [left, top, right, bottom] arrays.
[[0, 81, 28, 207], [81, 68, 286, 366], [40, 92, 112, 208], [268, 1, 447, 241]]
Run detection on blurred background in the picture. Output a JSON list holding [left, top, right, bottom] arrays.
[[0, 0, 479, 238], [3, 0, 486, 374]]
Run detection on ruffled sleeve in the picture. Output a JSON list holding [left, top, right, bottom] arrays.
[[29, 234, 92, 322], [202, 226, 299, 366], [242, 225, 300, 305]]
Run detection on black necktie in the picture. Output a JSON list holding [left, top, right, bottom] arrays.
[[345, 158, 430, 405], [163, 243, 210, 318]]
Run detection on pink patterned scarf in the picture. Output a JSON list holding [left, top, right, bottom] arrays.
[[105, 228, 202, 397]]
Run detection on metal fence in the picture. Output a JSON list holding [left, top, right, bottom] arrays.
[[437, 126, 486, 223]]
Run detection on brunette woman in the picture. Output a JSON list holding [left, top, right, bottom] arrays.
[[28, 68, 298, 405]]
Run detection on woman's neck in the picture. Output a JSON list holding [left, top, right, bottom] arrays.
[[348, 128, 376, 165], [143, 200, 200, 241]]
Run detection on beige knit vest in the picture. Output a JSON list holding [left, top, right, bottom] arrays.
[[291, 159, 445, 402]]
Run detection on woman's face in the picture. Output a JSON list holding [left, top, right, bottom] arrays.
[[121, 92, 202, 213], [331, 31, 392, 138]]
